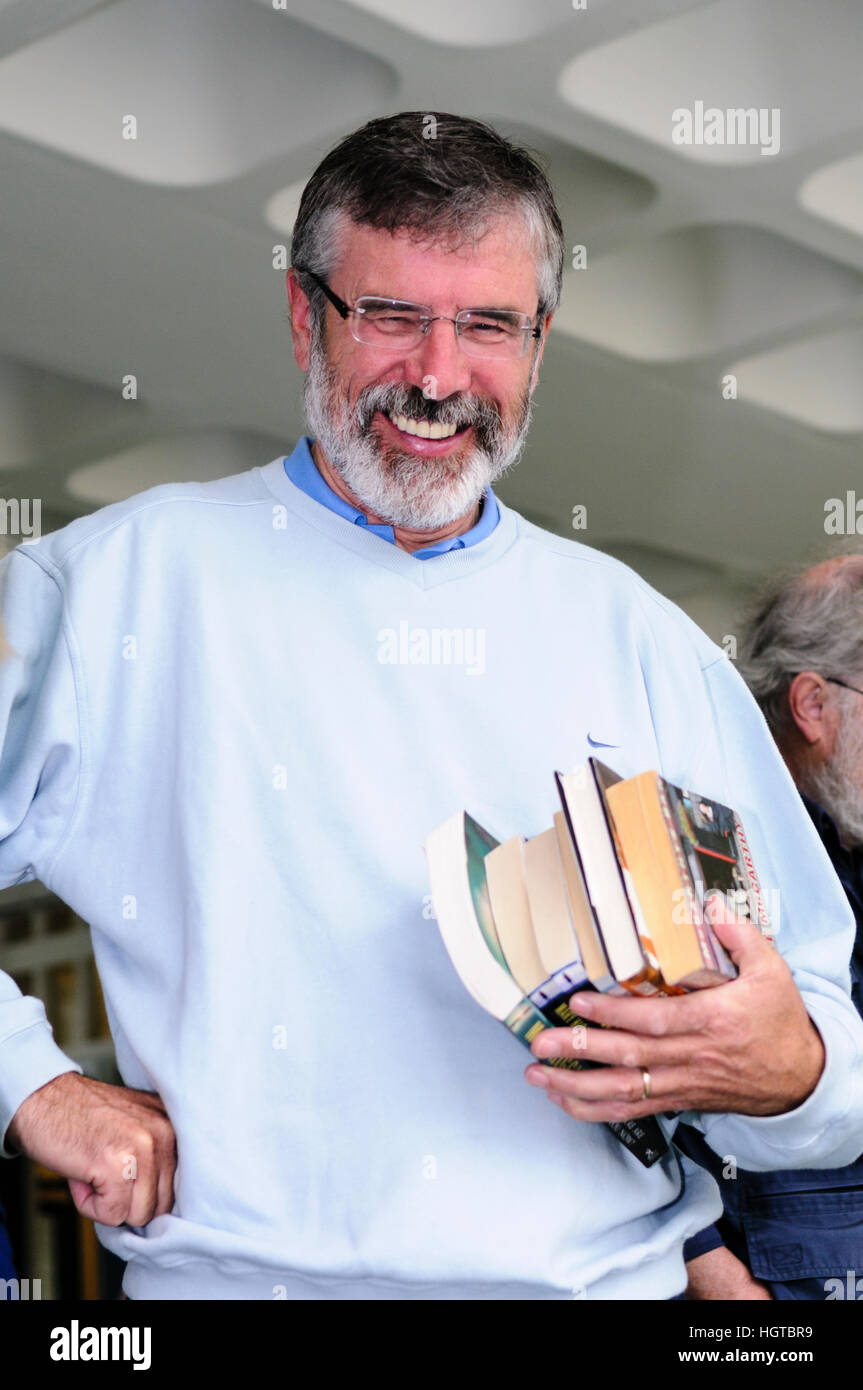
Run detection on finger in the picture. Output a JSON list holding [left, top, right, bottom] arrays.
[[68, 1174, 130, 1227], [706, 896, 775, 970], [527, 1061, 680, 1106], [530, 1023, 697, 1069], [568, 988, 706, 1036], [546, 1088, 676, 1123], [127, 1159, 160, 1228], [153, 1124, 177, 1218], [154, 1157, 175, 1219], [120, 1132, 159, 1227], [68, 1177, 97, 1216]]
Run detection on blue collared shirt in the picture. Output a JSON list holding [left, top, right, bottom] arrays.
[[283, 436, 499, 558]]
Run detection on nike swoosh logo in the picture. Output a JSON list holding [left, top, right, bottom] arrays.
[[586, 732, 620, 748]]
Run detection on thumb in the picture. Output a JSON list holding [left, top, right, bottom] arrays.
[[68, 1176, 97, 1215], [705, 891, 771, 971], [68, 1176, 128, 1226]]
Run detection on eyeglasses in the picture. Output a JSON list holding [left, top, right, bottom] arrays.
[[826, 676, 863, 698], [294, 266, 542, 360]]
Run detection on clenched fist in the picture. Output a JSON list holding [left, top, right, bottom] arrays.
[[7, 1071, 176, 1227]]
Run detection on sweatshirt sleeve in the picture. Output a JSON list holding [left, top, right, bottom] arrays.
[[0, 547, 84, 1157], [667, 645, 863, 1171]]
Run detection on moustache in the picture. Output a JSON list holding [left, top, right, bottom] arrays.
[[354, 384, 504, 441]]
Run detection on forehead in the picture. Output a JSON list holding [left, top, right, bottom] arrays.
[[336, 217, 539, 310]]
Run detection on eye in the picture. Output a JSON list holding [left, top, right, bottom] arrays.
[[362, 309, 422, 333], [461, 315, 520, 339]]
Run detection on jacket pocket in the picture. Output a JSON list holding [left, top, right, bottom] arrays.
[[740, 1188, 863, 1283]]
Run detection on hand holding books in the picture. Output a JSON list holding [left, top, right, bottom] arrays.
[[424, 759, 823, 1162], [524, 891, 826, 1121]]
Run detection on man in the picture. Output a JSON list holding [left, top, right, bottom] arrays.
[[0, 112, 861, 1301], [678, 554, 863, 1300]]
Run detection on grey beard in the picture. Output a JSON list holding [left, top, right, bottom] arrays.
[[797, 706, 863, 849], [301, 333, 533, 531]]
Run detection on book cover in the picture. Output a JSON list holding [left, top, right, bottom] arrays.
[[603, 769, 730, 988], [664, 784, 772, 940], [555, 768, 668, 996], [603, 765, 770, 988], [553, 810, 626, 995]]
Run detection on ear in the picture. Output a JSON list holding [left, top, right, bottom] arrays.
[[529, 312, 553, 394], [787, 671, 833, 748], [286, 269, 312, 372]]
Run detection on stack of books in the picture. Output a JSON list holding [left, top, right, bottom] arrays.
[[423, 759, 772, 1168]]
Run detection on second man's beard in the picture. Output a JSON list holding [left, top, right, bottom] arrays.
[[302, 332, 534, 531], [798, 706, 863, 849]]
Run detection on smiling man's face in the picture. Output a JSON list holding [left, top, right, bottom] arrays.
[[288, 216, 551, 530]]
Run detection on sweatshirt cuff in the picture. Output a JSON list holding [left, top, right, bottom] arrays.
[[0, 1019, 82, 1158], [683, 1224, 725, 1261], [701, 997, 863, 1168]]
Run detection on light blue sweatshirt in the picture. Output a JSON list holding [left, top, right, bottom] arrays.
[[1, 438, 862, 1300]]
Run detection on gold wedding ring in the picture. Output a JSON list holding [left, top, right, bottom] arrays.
[[641, 1068, 652, 1100]]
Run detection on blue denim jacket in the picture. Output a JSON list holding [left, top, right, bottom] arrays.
[[678, 794, 863, 1300]]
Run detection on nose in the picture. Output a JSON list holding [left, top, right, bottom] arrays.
[[404, 318, 473, 401]]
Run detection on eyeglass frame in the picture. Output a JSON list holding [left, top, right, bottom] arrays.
[[791, 673, 863, 698], [293, 266, 543, 357], [826, 676, 863, 698]]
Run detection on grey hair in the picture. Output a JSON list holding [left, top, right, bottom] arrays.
[[290, 111, 565, 350], [290, 206, 345, 346], [738, 553, 863, 742]]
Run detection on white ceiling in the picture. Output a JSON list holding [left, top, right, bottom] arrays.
[[2, 0, 862, 636]]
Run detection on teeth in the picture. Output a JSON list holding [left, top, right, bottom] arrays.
[[386, 412, 460, 439]]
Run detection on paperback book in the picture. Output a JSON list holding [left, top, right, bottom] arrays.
[[424, 759, 772, 1169]]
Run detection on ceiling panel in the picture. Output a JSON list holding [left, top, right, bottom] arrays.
[[799, 154, 863, 239], [559, 0, 863, 165], [0, 0, 395, 185], [286, 0, 573, 48], [0, 356, 134, 470], [66, 430, 287, 504], [0, 0, 109, 60], [553, 225, 863, 362], [729, 328, 863, 433]]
